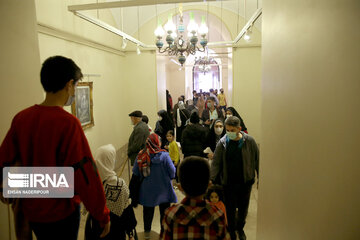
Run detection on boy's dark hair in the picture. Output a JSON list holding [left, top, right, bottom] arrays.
[[179, 156, 210, 197], [208, 97, 216, 102], [142, 115, 149, 124], [225, 116, 241, 128], [40, 56, 83, 93], [205, 185, 224, 202], [167, 130, 174, 136]]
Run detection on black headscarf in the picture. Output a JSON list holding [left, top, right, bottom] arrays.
[[207, 119, 226, 152], [226, 107, 248, 131]]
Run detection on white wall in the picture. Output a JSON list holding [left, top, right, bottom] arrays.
[[0, 1, 42, 239], [257, 1, 360, 239], [232, 46, 262, 143]]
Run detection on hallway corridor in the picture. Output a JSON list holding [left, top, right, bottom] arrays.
[[77, 158, 258, 240]]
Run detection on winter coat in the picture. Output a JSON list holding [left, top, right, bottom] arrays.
[[210, 133, 259, 185], [132, 151, 177, 207]]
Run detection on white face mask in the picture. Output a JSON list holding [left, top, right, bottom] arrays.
[[64, 94, 75, 106], [215, 127, 224, 135], [226, 114, 232, 119], [158, 116, 163, 121]]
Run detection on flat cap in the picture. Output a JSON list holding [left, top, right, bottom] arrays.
[[129, 110, 142, 118]]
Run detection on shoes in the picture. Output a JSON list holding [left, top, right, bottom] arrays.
[[144, 231, 151, 239]]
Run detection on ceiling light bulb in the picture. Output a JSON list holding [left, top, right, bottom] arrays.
[[122, 38, 127, 49], [154, 25, 165, 37], [164, 14, 176, 34], [171, 32, 177, 39], [198, 16, 208, 36], [244, 29, 252, 42], [137, 45, 141, 55], [187, 12, 198, 34]]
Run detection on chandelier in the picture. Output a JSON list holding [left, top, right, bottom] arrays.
[[195, 56, 216, 74], [154, 6, 208, 66]]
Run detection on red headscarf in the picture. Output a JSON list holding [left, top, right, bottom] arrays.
[[137, 133, 165, 177]]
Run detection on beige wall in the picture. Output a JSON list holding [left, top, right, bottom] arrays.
[[257, 1, 360, 239], [123, 51, 158, 131], [232, 46, 262, 143], [166, 63, 186, 103], [0, 0, 42, 239]]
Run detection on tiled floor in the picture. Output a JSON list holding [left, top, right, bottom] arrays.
[[78, 159, 258, 240]]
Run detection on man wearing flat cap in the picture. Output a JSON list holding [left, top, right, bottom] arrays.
[[128, 110, 150, 165]]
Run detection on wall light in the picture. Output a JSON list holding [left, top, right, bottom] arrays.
[[137, 45, 141, 55], [244, 28, 252, 42], [122, 38, 127, 49]]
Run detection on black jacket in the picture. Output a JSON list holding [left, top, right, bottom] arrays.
[[181, 123, 208, 158], [211, 133, 259, 185]]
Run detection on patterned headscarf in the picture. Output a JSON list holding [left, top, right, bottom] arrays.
[[137, 133, 165, 177]]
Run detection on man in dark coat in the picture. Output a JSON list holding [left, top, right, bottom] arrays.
[[181, 112, 208, 158], [128, 110, 150, 165], [210, 116, 259, 240]]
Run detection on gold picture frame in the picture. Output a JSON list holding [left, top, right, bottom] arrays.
[[71, 82, 94, 130]]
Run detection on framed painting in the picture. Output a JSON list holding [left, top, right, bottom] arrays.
[[71, 82, 94, 129]]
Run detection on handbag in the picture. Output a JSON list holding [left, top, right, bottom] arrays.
[[129, 174, 143, 208]]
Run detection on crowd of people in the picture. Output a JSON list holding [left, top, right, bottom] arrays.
[[0, 56, 259, 240]]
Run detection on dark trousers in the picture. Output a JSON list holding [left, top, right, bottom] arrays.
[[29, 205, 80, 240], [224, 182, 253, 240], [143, 203, 170, 232]]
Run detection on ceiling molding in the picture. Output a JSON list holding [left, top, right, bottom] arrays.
[[68, 0, 230, 11], [37, 22, 126, 56]]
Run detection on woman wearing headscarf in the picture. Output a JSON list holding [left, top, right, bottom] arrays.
[[86, 144, 136, 240], [132, 134, 177, 239], [226, 106, 248, 133], [174, 101, 190, 142], [206, 119, 226, 159], [155, 109, 174, 148]]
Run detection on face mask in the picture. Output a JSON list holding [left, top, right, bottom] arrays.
[[64, 94, 75, 106], [226, 114, 232, 119], [226, 131, 238, 140], [158, 116, 162, 121], [207, 102, 212, 108], [215, 127, 224, 135]]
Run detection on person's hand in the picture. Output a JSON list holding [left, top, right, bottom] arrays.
[[207, 153, 214, 159], [164, 145, 169, 150], [100, 221, 111, 238]]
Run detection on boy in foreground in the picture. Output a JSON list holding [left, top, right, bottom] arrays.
[[160, 156, 230, 240]]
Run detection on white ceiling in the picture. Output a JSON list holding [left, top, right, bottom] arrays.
[[108, 0, 262, 37]]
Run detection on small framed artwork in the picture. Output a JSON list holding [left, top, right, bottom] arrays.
[[71, 82, 94, 129]]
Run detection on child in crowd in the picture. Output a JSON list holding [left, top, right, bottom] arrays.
[[160, 156, 230, 240], [206, 185, 227, 225], [165, 130, 180, 167], [165, 130, 180, 185], [85, 144, 137, 240]]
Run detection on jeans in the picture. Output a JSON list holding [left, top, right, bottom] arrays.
[[224, 183, 253, 240], [143, 203, 170, 232], [29, 205, 80, 240]]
